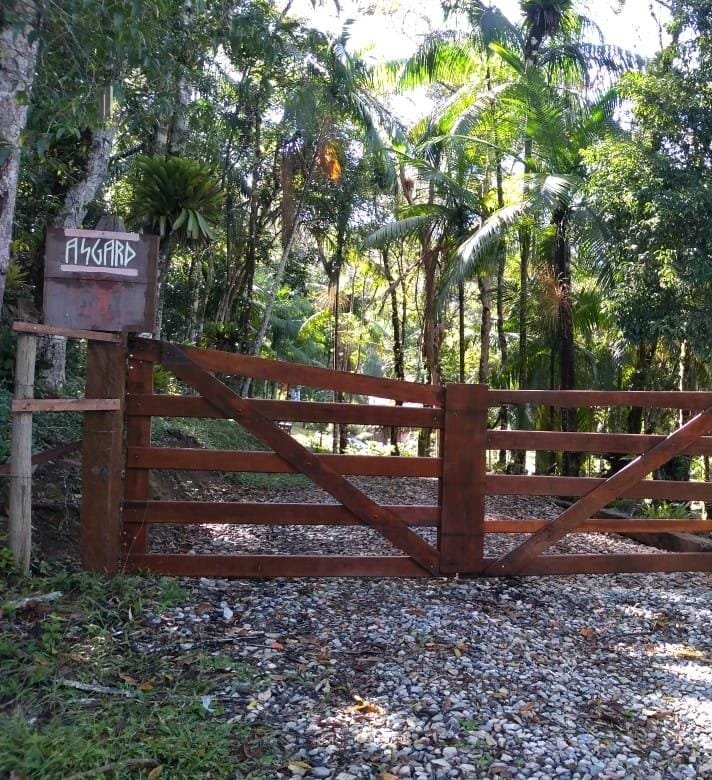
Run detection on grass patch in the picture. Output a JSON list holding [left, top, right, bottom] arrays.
[[152, 416, 312, 491], [0, 560, 277, 778]]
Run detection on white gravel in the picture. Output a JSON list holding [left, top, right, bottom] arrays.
[[144, 479, 712, 779]]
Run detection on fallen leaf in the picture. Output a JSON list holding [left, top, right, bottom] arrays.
[[270, 641, 284, 651], [119, 673, 138, 685], [349, 695, 382, 715], [580, 627, 595, 641], [139, 680, 154, 691], [380, 774, 398, 780], [194, 602, 213, 615], [674, 647, 710, 662], [147, 767, 163, 780], [518, 702, 537, 719]]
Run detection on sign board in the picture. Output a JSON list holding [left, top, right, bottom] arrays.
[[43, 228, 159, 332]]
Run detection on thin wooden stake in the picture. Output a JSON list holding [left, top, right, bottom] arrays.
[[9, 333, 37, 572]]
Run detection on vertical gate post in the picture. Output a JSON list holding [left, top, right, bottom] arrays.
[[439, 383, 488, 574], [80, 337, 127, 574], [123, 349, 153, 557], [9, 333, 37, 572]]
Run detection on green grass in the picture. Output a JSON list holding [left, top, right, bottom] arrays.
[[0, 560, 278, 779], [153, 416, 312, 491]]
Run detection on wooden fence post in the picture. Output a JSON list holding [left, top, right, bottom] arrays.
[[9, 333, 37, 572], [80, 337, 126, 574], [123, 350, 153, 557], [439, 383, 488, 574]]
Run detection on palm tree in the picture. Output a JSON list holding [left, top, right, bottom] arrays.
[[451, 78, 619, 472], [248, 25, 402, 364]]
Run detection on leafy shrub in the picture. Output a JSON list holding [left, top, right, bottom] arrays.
[[637, 500, 694, 519]]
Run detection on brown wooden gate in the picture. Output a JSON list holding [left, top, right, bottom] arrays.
[[81, 337, 712, 577]]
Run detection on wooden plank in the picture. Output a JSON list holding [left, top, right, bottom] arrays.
[[127, 395, 444, 427], [486, 474, 712, 501], [12, 398, 121, 413], [488, 389, 712, 409], [126, 554, 429, 577], [158, 342, 439, 574], [439, 384, 487, 574], [123, 501, 439, 526], [122, 503, 712, 533], [486, 406, 712, 576], [80, 339, 126, 574], [8, 333, 37, 572], [482, 518, 712, 533], [123, 357, 153, 556], [12, 321, 123, 342], [130, 337, 443, 406], [126, 552, 712, 577], [0, 440, 82, 477], [126, 446, 441, 477], [487, 429, 712, 456], [480, 553, 712, 576]]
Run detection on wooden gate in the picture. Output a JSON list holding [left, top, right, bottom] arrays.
[[120, 337, 487, 577], [81, 337, 712, 577]]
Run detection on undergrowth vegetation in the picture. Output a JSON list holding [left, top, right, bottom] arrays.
[[0, 554, 277, 778]]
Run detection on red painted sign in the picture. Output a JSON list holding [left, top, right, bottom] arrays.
[[43, 228, 158, 332]]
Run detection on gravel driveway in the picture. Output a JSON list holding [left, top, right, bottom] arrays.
[[145, 480, 712, 779]]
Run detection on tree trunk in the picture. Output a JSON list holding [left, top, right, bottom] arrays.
[[477, 274, 492, 384], [458, 280, 466, 383], [422, 247, 442, 387], [54, 127, 115, 229], [40, 125, 116, 390], [553, 211, 578, 476], [625, 340, 657, 434], [186, 250, 204, 343], [153, 238, 175, 339], [382, 247, 404, 455], [514, 225, 530, 467], [0, 0, 40, 312]]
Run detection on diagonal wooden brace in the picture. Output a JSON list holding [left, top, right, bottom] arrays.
[[160, 342, 439, 575], [486, 406, 712, 577]]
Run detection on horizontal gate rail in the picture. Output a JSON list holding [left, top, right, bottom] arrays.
[[122, 500, 712, 533], [124, 502, 440, 525], [486, 474, 712, 501], [488, 429, 712, 456], [127, 447, 440, 476], [127, 396, 443, 427], [490, 389, 712, 408], [124, 552, 712, 578], [130, 337, 443, 406]]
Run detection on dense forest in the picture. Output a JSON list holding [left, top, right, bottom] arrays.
[[2, 0, 712, 475]]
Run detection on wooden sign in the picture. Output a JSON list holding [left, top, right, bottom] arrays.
[[43, 228, 158, 332]]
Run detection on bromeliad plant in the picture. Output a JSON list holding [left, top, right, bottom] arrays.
[[122, 155, 224, 336]]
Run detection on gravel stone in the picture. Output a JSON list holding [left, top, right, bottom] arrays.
[[145, 481, 712, 779]]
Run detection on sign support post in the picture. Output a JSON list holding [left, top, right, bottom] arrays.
[[9, 333, 37, 572]]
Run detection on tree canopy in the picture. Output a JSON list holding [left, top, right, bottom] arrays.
[[2, 0, 709, 468]]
